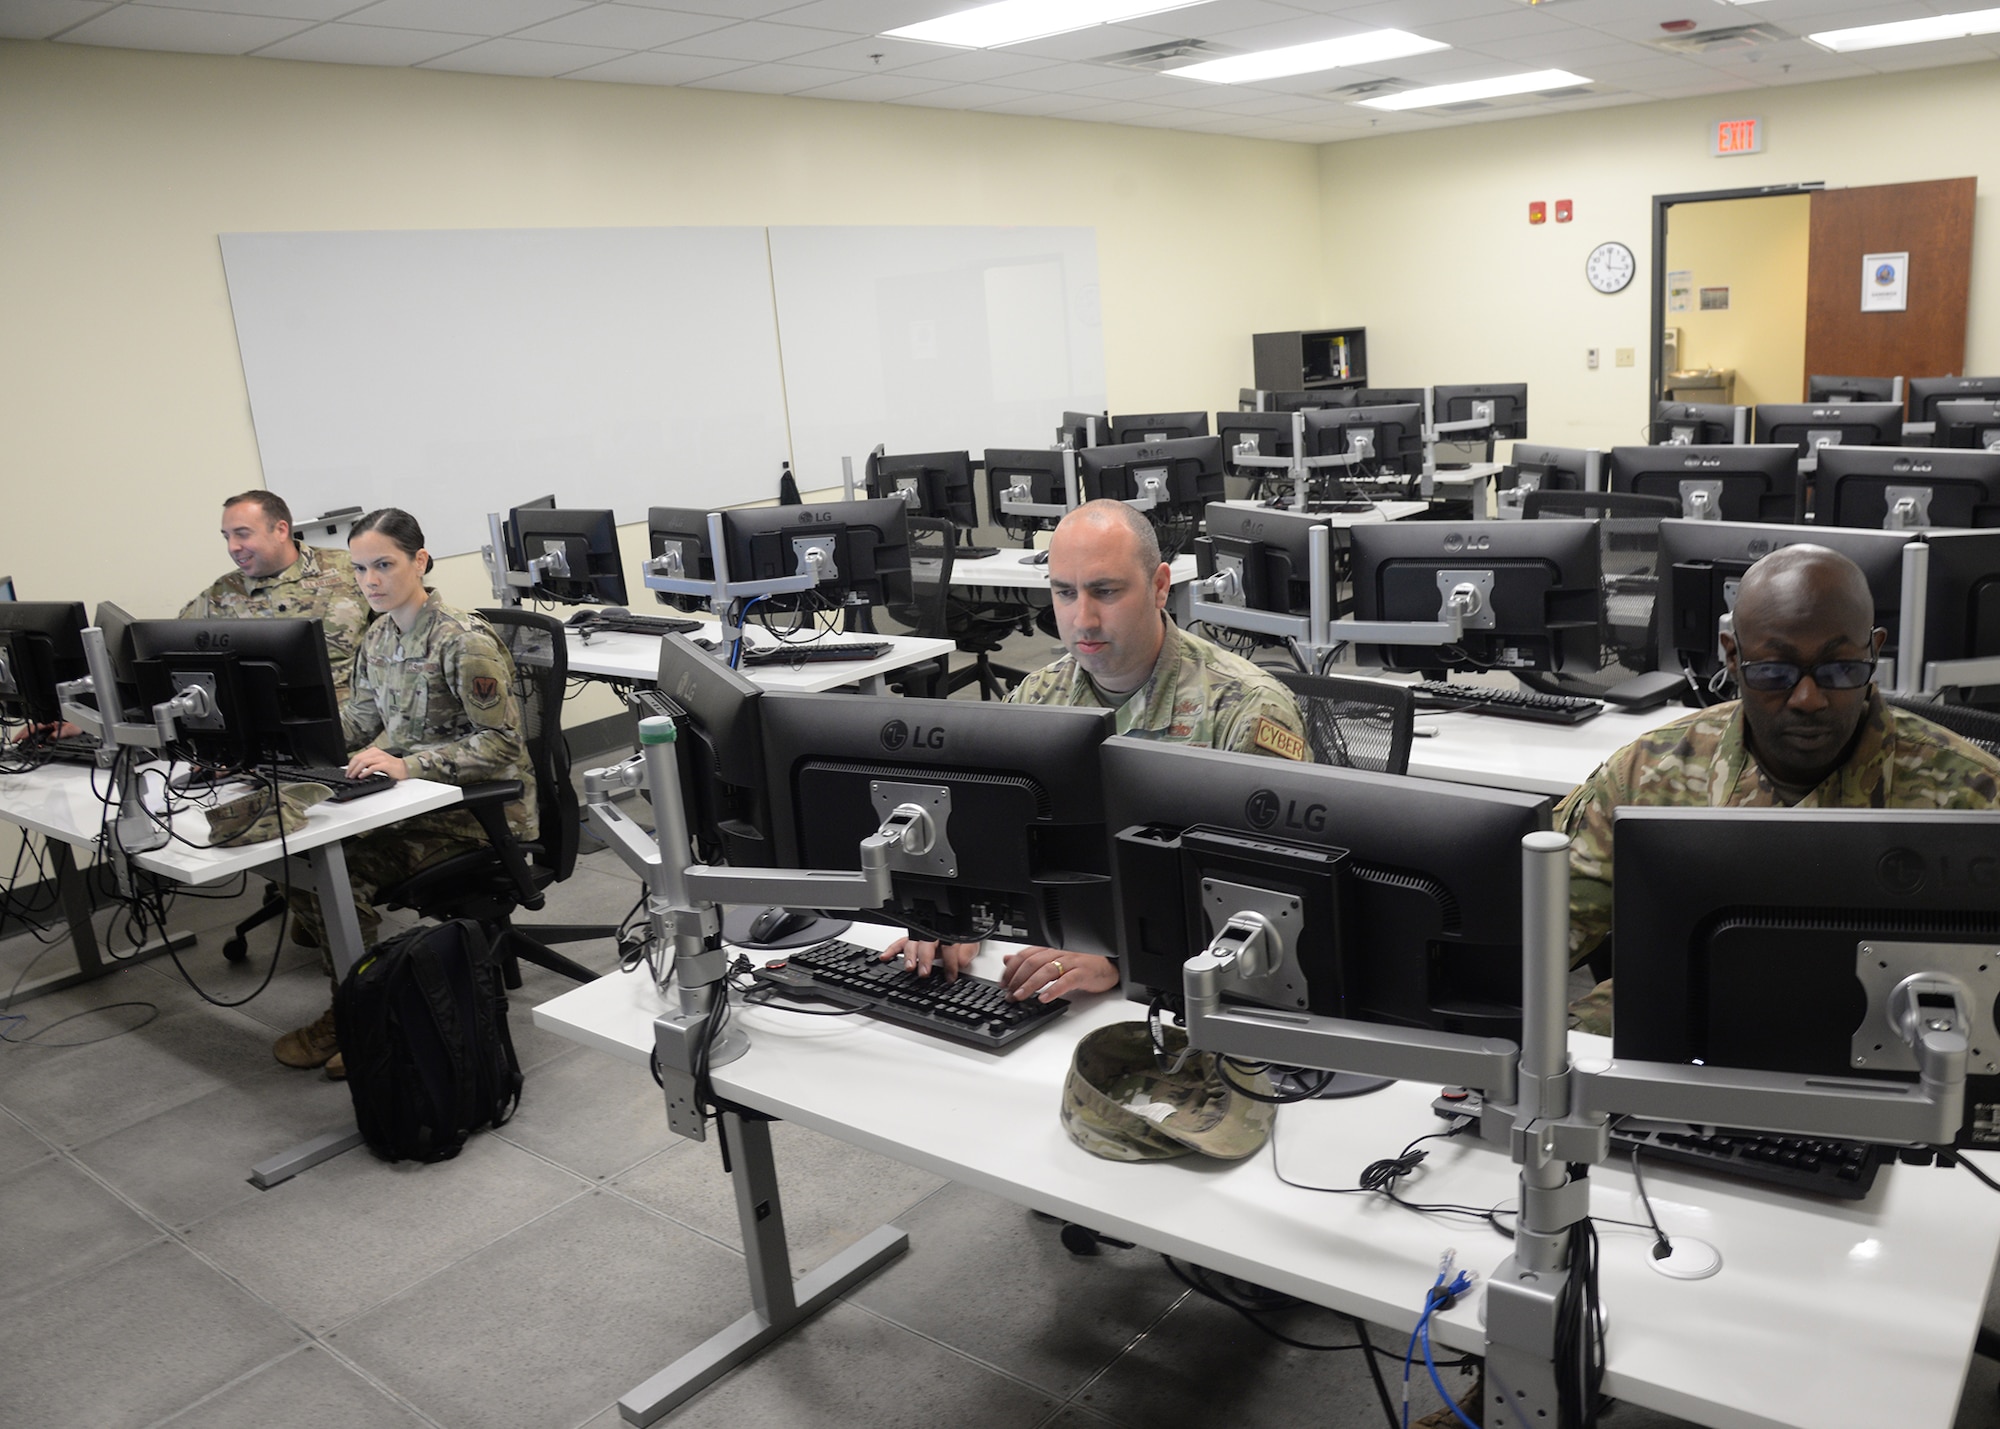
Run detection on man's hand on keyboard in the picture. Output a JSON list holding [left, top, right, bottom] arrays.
[[879, 937, 980, 981], [345, 748, 408, 780], [1000, 948, 1117, 1002], [13, 721, 81, 744]]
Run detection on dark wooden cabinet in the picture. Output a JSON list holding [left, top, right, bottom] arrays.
[[1252, 327, 1367, 391]]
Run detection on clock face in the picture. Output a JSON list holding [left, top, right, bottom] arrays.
[[1586, 241, 1636, 294]]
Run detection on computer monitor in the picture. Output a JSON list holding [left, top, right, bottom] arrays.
[[127, 617, 345, 769], [1349, 518, 1602, 675], [719, 498, 913, 614], [1606, 444, 1801, 523], [93, 601, 143, 722], [1808, 374, 1900, 405], [1058, 411, 1108, 448], [1610, 806, 2000, 1151], [1431, 383, 1528, 441], [866, 450, 979, 534], [1503, 443, 1598, 502], [1651, 401, 1748, 446], [510, 507, 627, 606], [1244, 389, 1353, 413], [1754, 402, 1904, 456], [1934, 400, 2000, 453], [499, 494, 557, 576], [1105, 411, 1210, 444], [1908, 375, 2000, 424], [1075, 437, 1225, 555], [1195, 503, 1328, 618], [1917, 529, 2000, 701], [1654, 518, 1915, 689], [982, 448, 1072, 542], [758, 693, 1117, 951], [0, 601, 88, 726], [1808, 446, 2000, 529], [1357, 387, 1427, 409], [1301, 403, 1426, 478], [646, 507, 717, 614], [1106, 740, 1551, 1039], [1217, 412, 1298, 479], [653, 631, 769, 868]]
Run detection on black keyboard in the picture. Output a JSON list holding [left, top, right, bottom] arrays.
[[269, 764, 398, 803], [571, 611, 703, 638], [1408, 680, 1604, 725], [1610, 1122, 1887, 1201], [740, 641, 892, 667], [26, 735, 103, 766], [748, 939, 1070, 1049], [956, 544, 1000, 560]]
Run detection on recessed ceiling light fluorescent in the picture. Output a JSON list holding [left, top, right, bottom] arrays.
[[886, 0, 1206, 49], [1808, 7, 2000, 52], [1355, 68, 1590, 110], [1168, 29, 1448, 83]]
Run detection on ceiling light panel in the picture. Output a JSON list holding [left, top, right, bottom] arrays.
[[885, 0, 1206, 49], [1809, 7, 2000, 53], [1167, 29, 1449, 83], [1356, 68, 1591, 109]]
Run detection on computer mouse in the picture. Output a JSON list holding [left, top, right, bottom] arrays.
[[747, 906, 815, 944], [1020, 550, 1051, 566]]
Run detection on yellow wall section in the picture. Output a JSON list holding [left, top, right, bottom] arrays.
[[1665, 193, 1811, 409]]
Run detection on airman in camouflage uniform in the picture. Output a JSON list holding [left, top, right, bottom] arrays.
[[1009, 616, 1308, 760], [182, 492, 368, 698], [1558, 543, 2000, 1034]]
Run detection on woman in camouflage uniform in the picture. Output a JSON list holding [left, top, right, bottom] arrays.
[[275, 508, 536, 1078]]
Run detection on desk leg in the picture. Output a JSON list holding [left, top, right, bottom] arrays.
[[248, 842, 368, 1189], [3, 841, 196, 1006], [617, 1110, 908, 1426]]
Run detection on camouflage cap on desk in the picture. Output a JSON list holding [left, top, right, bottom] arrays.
[[205, 782, 333, 848], [1061, 1021, 1275, 1161]]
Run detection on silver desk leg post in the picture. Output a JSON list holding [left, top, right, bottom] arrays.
[[248, 841, 369, 1189], [617, 1110, 909, 1426]]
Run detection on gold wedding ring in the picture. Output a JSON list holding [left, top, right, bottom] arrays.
[[1051, 960, 1064, 977]]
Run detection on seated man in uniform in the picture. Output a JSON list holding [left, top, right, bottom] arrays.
[[1561, 543, 2000, 1034], [182, 489, 367, 698], [885, 498, 1308, 1002]]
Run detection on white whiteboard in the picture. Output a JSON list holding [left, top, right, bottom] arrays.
[[220, 227, 793, 557], [769, 226, 1106, 488]]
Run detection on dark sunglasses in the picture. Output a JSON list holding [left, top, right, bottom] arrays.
[[1737, 659, 1876, 693]]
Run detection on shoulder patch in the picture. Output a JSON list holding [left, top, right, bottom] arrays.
[[466, 673, 504, 710], [1251, 716, 1307, 762]]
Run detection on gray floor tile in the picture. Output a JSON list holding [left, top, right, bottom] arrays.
[[1958, 1352, 2000, 1429], [156, 1343, 430, 1429], [844, 1181, 1181, 1399], [0, 1104, 54, 1176], [72, 1065, 357, 1230], [491, 1043, 672, 1181], [208, 939, 340, 1036], [612, 1118, 947, 1274], [330, 1188, 750, 1429], [0, 1155, 161, 1304], [668, 1298, 1061, 1429], [0, 1239, 304, 1429], [185, 1128, 586, 1332]]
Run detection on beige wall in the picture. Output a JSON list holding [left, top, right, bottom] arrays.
[[1317, 60, 2000, 452], [0, 39, 1326, 620], [1666, 193, 1811, 409]]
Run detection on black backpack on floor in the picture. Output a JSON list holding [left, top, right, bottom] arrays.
[[334, 918, 523, 1164]]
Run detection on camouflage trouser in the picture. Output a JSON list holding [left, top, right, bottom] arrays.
[[283, 828, 483, 977]]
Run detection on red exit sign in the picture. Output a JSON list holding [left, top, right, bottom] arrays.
[[1713, 118, 1763, 156]]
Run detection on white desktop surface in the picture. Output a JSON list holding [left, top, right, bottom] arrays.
[[0, 762, 463, 885], [564, 623, 955, 694], [1406, 702, 1690, 796], [1219, 497, 1431, 525], [951, 551, 1200, 591], [535, 924, 2000, 1429]]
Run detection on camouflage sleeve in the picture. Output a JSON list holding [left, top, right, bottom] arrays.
[[318, 593, 369, 702], [341, 641, 383, 753], [401, 627, 527, 786], [1218, 687, 1309, 761], [178, 588, 211, 620], [1554, 764, 1618, 973]]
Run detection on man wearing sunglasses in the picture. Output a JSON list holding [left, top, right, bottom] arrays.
[[1558, 543, 2000, 1034]]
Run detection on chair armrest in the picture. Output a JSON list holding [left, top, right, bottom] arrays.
[[456, 780, 544, 910]]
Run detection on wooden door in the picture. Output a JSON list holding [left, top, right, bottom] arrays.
[[1803, 178, 1975, 403]]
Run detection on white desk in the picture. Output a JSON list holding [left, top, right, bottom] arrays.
[[1407, 702, 1689, 797], [1219, 497, 1431, 525], [564, 624, 956, 696], [952, 551, 1202, 623], [535, 926, 2000, 1429]]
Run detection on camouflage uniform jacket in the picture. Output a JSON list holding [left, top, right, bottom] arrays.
[[1008, 617, 1308, 760], [1556, 690, 2000, 1032], [180, 544, 368, 700], [342, 592, 538, 843]]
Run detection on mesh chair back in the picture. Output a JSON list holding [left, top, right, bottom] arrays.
[[1885, 694, 2000, 759], [476, 607, 576, 880], [883, 517, 954, 640], [1272, 671, 1415, 775]]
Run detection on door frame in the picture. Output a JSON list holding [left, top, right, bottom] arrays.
[[1649, 182, 1824, 405]]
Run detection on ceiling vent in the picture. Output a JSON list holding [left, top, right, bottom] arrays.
[[1095, 39, 1238, 70], [1652, 23, 1790, 55], [1326, 76, 1414, 99]]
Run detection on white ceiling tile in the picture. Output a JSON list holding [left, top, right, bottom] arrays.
[[791, 70, 949, 98], [340, 0, 588, 36], [684, 59, 862, 90], [255, 21, 476, 61], [1335, 0, 1522, 26], [0, 0, 114, 40], [57, 4, 315, 51], [513, 5, 729, 48], [753, 0, 955, 30], [415, 34, 628, 73], [969, 90, 1124, 115], [888, 48, 1061, 81], [665, 18, 860, 61], [1066, 98, 1180, 120], [776, 34, 956, 70], [143, 0, 372, 19], [1000, 60, 1134, 92], [887, 80, 1037, 106], [1150, 0, 1328, 40], [621, 0, 801, 12], [552, 49, 752, 81]]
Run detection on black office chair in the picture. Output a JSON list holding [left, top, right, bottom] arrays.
[[1272, 671, 1414, 775], [1520, 490, 1681, 697], [373, 607, 617, 989], [1884, 693, 2000, 759], [885, 516, 1035, 701]]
